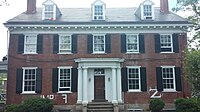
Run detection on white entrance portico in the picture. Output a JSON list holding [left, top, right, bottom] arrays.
[[74, 58, 124, 104]]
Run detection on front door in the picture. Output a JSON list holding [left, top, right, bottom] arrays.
[[94, 76, 105, 100]]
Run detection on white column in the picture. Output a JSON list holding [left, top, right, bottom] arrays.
[[117, 67, 122, 103], [82, 67, 88, 104], [77, 67, 82, 104], [112, 67, 117, 103]]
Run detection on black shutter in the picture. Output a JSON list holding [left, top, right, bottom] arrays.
[[53, 34, 59, 54], [87, 34, 93, 54], [105, 34, 111, 53], [52, 68, 58, 93], [156, 67, 163, 91], [72, 34, 77, 53], [121, 34, 126, 53], [140, 67, 147, 91], [37, 34, 43, 54], [139, 34, 145, 53], [18, 34, 24, 54], [173, 33, 179, 53], [155, 34, 161, 53], [36, 68, 42, 94], [71, 68, 78, 92], [121, 67, 128, 92], [175, 67, 182, 91], [16, 69, 23, 94]]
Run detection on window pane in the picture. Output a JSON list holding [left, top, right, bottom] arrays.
[[144, 5, 152, 16], [126, 35, 138, 52], [162, 67, 175, 90], [93, 36, 105, 52], [45, 5, 53, 11], [23, 69, 36, 92], [25, 35, 37, 53], [59, 68, 71, 92], [44, 5, 54, 19], [95, 5, 103, 16], [59, 36, 71, 53], [128, 68, 140, 90], [160, 35, 172, 52]]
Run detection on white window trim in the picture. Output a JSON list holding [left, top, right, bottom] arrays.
[[42, 4, 56, 20], [126, 34, 139, 53], [92, 4, 105, 20], [57, 66, 72, 93], [93, 34, 105, 54], [127, 66, 141, 92], [161, 66, 176, 92], [22, 67, 38, 94], [58, 34, 72, 54], [141, 4, 155, 20], [24, 34, 38, 54], [160, 34, 174, 53]]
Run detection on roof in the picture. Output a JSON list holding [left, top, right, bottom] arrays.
[[5, 7, 190, 25]]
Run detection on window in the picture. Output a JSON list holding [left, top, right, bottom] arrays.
[[160, 35, 173, 52], [94, 68, 105, 75], [24, 34, 37, 54], [44, 5, 54, 20], [162, 67, 175, 91], [155, 33, 179, 53], [128, 67, 141, 91], [92, 0, 105, 20], [22, 67, 37, 93], [143, 5, 152, 18], [126, 34, 139, 52], [59, 35, 71, 53], [94, 5, 103, 20], [93, 35, 105, 53], [58, 67, 71, 92]]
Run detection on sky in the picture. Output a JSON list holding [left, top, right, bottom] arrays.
[[0, 0, 177, 59]]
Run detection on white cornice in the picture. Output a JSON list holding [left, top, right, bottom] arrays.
[[6, 24, 190, 34], [5, 24, 191, 28]]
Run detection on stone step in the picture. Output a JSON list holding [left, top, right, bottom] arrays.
[[87, 102, 114, 112]]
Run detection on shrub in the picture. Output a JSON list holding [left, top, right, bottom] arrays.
[[175, 98, 200, 112], [6, 97, 53, 112], [149, 98, 165, 112], [6, 104, 24, 112]]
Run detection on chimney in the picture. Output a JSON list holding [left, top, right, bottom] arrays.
[[27, 0, 36, 14], [160, 0, 169, 14]]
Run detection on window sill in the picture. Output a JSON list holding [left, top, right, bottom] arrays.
[[57, 91, 72, 94], [21, 92, 36, 95], [126, 52, 140, 54], [163, 90, 177, 93], [23, 53, 38, 55], [160, 52, 175, 54], [58, 52, 72, 54], [128, 90, 142, 92], [92, 52, 106, 54]]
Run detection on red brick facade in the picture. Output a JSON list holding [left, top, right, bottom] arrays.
[[7, 33, 190, 106]]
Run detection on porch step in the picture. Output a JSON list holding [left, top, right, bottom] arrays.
[[87, 102, 114, 112]]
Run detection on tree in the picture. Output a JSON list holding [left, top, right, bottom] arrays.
[[0, 0, 9, 6], [173, 0, 200, 96], [183, 50, 200, 96], [172, 0, 200, 48]]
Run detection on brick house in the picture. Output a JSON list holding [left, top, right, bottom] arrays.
[[4, 0, 191, 111]]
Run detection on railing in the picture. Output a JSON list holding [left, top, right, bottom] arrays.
[[0, 93, 6, 103]]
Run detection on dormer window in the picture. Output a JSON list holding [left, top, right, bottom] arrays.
[[42, 0, 61, 20], [44, 5, 54, 20], [135, 0, 155, 20], [94, 5, 103, 20], [143, 5, 152, 19], [92, 0, 106, 21]]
